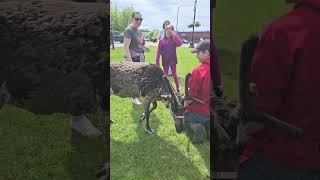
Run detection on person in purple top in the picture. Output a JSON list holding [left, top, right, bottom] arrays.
[[156, 24, 182, 92]]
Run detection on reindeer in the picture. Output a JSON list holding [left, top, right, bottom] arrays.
[[110, 61, 185, 134]]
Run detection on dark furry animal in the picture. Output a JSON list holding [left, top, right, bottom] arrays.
[[110, 62, 166, 134], [0, 0, 108, 136], [110, 62, 185, 134]]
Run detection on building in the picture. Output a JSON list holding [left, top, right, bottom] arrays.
[[177, 31, 210, 43]]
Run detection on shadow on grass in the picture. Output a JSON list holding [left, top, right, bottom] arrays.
[[187, 136, 211, 175], [111, 107, 204, 179], [68, 115, 106, 180], [131, 104, 159, 137], [0, 106, 105, 179], [111, 138, 204, 179]]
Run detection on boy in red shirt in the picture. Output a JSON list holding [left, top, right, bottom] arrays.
[[238, 0, 320, 179], [184, 39, 211, 144]]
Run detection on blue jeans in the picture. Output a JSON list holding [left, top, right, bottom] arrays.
[[184, 111, 210, 124], [237, 153, 320, 180]]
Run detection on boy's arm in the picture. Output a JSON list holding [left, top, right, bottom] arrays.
[[251, 24, 295, 116], [188, 70, 201, 100]]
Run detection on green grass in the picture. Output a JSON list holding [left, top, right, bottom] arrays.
[[214, 0, 291, 97], [110, 46, 210, 179], [110, 2, 291, 178], [0, 105, 105, 180], [0, 1, 292, 179]]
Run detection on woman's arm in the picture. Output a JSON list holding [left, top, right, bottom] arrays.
[[172, 32, 182, 47], [123, 37, 132, 61]]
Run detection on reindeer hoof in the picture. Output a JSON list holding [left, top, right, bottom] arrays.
[[139, 113, 145, 123], [145, 128, 155, 134]]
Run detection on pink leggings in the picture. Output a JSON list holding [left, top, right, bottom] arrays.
[[163, 64, 179, 91]]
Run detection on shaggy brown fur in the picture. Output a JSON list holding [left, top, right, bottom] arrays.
[[110, 62, 165, 133]]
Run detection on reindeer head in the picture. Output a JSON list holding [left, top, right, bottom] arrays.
[[169, 92, 185, 133], [161, 75, 185, 133]]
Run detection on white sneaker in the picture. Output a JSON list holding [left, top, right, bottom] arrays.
[[132, 97, 142, 105]]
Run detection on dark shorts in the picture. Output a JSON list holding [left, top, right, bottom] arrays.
[[131, 56, 140, 62], [184, 111, 210, 124]]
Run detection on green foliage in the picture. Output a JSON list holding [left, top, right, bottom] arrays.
[[110, 4, 134, 32], [214, 0, 291, 97], [188, 21, 201, 28], [145, 29, 159, 39]]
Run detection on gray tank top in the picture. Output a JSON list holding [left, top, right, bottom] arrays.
[[124, 26, 144, 54]]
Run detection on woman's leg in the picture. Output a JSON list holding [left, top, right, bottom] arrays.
[[170, 64, 179, 91]]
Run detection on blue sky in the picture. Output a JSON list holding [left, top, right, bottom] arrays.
[[110, 0, 210, 32]]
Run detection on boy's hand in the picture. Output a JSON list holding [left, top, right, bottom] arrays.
[[184, 100, 193, 108]]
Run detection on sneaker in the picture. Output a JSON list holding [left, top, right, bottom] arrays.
[[132, 97, 142, 105]]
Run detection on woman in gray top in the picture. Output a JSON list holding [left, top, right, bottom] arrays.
[[123, 11, 145, 62], [123, 11, 145, 105]]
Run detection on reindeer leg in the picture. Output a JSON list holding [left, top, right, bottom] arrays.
[[142, 95, 156, 134], [139, 113, 145, 122], [140, 101, 157, 123], [140, 100, 157, 122], [149, 101, 157, 114]]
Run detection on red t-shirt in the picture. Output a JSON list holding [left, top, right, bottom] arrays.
[[185, 58, 211, 116], [240, 0, 320, 170]]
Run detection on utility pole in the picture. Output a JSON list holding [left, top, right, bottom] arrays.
[[176, 3, 193, 32], [190, 0, 197, 48], [176, 6, 180, 31]]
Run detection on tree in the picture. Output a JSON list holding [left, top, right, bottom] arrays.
[[145, 29, 159, 40], [110, 4, 134, 32], [188, 21, 201, 28]]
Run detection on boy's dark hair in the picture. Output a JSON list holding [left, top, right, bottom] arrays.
[[162, 20, 170, 29]]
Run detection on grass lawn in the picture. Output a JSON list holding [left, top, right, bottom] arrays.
[[110, 1, 291, 178], [110, 46, 210, 179], [0, 1, 292, 179], [215, 0, 291, 97], [0, 105, 105, 179]]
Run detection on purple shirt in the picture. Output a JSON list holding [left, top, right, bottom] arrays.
[[156, 35, 182, 65]]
